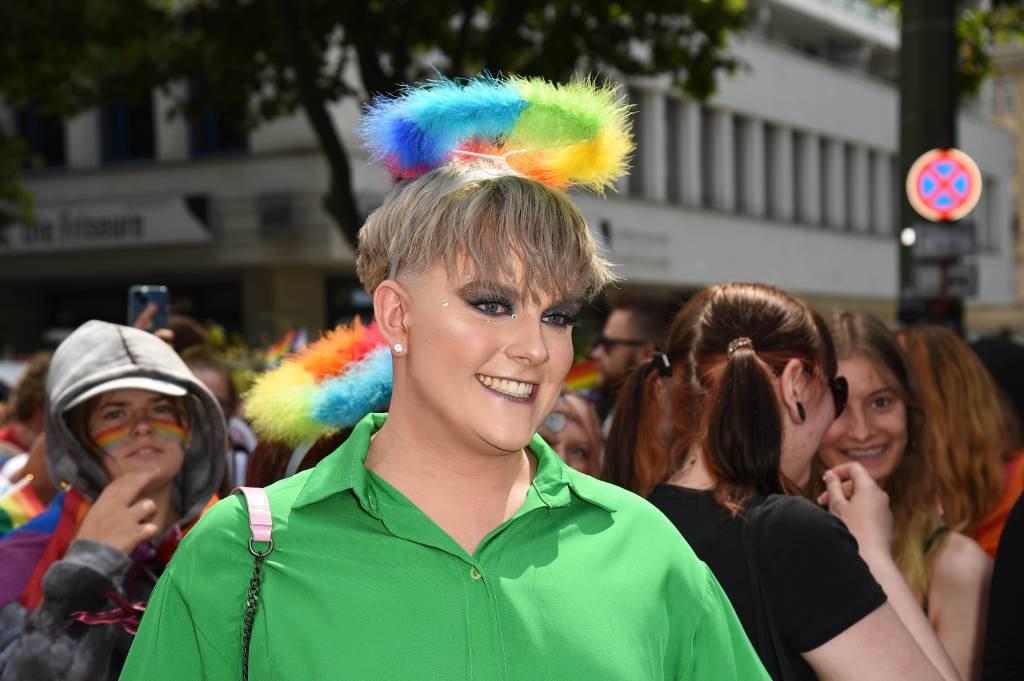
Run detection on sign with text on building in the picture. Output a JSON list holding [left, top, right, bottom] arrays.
[[0, 195, 211, 255], [905, 148, 982, 222]]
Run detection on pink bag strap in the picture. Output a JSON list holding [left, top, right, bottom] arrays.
[[233, 487, 273, 681], [233, 486, 273, 555]]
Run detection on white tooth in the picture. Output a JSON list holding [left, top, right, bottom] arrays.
[[483, 376, 492, 386], [499, 379, 510, 393]]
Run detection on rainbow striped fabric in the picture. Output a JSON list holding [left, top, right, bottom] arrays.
[[565, 359, 599, 393], [0, 478, 46, 537]]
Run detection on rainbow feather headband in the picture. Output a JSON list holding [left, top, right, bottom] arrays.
[[359, 75, 633, 192], [244, 319, 392, 447]]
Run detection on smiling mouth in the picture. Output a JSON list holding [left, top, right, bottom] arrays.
[[842, 446, 887, 460], [476, 374, 538, 402]]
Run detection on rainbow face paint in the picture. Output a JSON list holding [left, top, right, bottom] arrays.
[[91, 417, 187, 456]]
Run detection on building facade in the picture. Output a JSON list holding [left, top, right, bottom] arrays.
[[0, 0, 1018, 352]]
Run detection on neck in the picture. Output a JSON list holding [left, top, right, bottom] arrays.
[[10, 423, 37, 451], [146, 483, 179, 536], [365, 396, 536, 554], [668, 444, 718, 490]]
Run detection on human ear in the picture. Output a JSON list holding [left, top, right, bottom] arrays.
[[373, 280, 412, 356], [779, 358, 808, 425]]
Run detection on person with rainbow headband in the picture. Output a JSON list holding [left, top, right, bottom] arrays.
[[0, 320, 225, 681], [121, 75, 770, 680]]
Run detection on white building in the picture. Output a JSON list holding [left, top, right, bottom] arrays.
[[0, 0, 1017, 351]]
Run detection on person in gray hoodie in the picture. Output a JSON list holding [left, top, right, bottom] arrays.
[[0, 320, 225, 681]]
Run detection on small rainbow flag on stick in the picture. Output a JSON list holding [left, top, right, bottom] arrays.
[[565, 359, 599, 393], [0, 478, 46, 537], [264, 329, 307, 367]]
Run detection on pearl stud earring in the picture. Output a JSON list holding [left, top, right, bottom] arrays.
[[393, 343, 405, 353]]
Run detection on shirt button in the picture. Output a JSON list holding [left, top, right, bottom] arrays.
[[469, 566, 482, 581]]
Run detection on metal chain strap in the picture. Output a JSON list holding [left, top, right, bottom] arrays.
[[242, 549, 267, 681]]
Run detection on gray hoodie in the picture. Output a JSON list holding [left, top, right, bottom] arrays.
[[0, 321, 226, 681]]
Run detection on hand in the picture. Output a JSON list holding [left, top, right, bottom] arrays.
[[821, 462, 894, 557], [74, 469, 164, 555], [132, 302, 175, 345]]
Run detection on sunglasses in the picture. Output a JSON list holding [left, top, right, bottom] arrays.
[[592, 335, 648, 352], [829, 375, 849, 418]]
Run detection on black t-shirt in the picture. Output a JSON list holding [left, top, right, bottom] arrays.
[[649, 485, 887, 681], [982, 494, 1024, 681]]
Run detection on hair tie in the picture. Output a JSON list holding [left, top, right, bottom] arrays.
[[651, 351, 672, 377], [727, 337, 754, 357]]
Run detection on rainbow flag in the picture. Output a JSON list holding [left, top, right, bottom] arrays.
[[265, 329, 299, 367], [566, 359, 599, 393], [0, 478, 46, 537]]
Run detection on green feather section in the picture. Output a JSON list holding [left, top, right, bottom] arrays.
[[510, 77, 628, 147]]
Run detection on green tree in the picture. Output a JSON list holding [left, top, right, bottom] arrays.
[[875, 0, 1024, 98], [0, 0, 749, 244]]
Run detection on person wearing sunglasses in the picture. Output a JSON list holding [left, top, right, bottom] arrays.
[[589, 290, 679, 432], [631, 283, 958, 681], [817, 312, 992, 681]]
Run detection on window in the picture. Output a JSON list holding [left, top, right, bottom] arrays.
[[733, 115, 747, 214], [700, 106, 715, 208], [190, 97, 248, 156], [665, 97, 680, 203], [764, 123, 777, 218], [16, 105, 65, 168], [844, 143, 856, 230], [792, 130, 805, 223], [818, 137, 829, 227], [101, 94, 155, 163]]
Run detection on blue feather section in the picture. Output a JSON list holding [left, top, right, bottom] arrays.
[[360, 77, 527, 174], [311, 346, 394, 429]]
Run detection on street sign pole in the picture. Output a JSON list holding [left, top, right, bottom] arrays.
[[899, 0, 960, 330]]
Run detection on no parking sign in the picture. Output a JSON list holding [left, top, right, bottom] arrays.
[[905, 148, 982, 222]]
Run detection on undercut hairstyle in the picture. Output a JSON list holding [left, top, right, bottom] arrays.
[[607, 288, 681, 347], [356, 164, 616, 303], [604, 283, 835, 510], [9, 352, 51, 424]]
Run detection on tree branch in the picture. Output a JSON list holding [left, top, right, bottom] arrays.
[[272, 0, 361, 247]]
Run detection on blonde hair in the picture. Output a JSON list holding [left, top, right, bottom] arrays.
[[356, 164, 616, 302], [897, 325, 1015, 536], [813, 312, 941, 604]]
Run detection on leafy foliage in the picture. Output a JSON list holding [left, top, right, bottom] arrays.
[[0, 0, 750, 237], [873, 0, 1024, 99]]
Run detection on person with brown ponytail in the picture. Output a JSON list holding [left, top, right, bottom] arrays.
[[817, 313, 992, 681], [637, 283, 959, 681]]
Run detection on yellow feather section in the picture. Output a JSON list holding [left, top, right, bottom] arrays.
[[548, 127, 634, 194], [243, 361, 321, 446]]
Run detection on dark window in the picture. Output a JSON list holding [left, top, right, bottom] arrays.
[[101, 94, 155, 163], [733, 115, 746, 214], [700, 106, 715, 208], [16, 106, 65, 168], [191, 100, 247, 157], [665, 98, 680, 203]]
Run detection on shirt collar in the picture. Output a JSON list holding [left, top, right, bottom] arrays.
[[292, 412, 618, 514]]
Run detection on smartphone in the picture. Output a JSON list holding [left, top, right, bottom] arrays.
[[128, 285, 170, 331]]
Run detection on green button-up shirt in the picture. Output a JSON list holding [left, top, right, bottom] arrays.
[[121, 413, 768, 681]]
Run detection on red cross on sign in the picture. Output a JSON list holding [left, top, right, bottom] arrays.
[[905, 148, 983, 222]]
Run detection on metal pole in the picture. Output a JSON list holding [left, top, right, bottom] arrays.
[[898, 0, 959, 329]]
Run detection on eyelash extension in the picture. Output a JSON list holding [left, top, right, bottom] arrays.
[[464, 296, 516, 317], [544, 311, 578, 328]]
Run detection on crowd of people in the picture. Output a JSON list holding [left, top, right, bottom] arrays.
[[0, 75, 1020, 681]]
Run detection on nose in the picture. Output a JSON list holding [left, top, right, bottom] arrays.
[[844, 406, 873, 441], [506, 317, 550, 366], [129, 413, 154, 437]]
